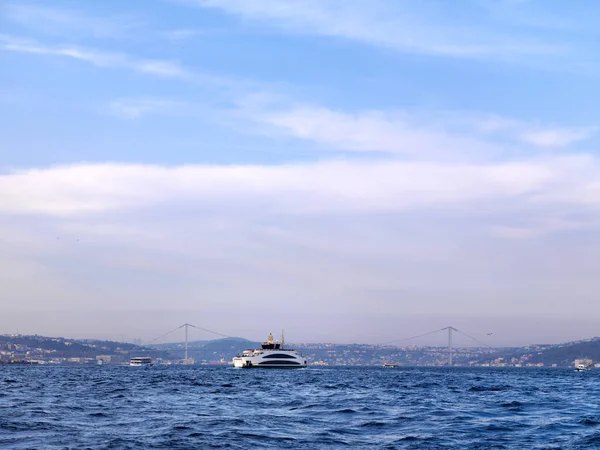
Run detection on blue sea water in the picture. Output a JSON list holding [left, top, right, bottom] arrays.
[[1, 366, 600, 449]]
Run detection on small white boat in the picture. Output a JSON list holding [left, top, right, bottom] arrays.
[[232, 332, 307, 369], [576, 363, 591, 372], [383, 363, 399, 368], [130, 356, 152, 367]]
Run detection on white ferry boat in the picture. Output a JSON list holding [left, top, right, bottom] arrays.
[[576, 363, 591, 372], [383, 362, 399, 368], [130, 356, 152, 367], [232, 332, 307, 369]]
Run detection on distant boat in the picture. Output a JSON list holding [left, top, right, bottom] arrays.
[[383, 363, 399, 368], [575, 363, 591, 372], [232, 332, 307, 369], [130, 356, 152, 367]]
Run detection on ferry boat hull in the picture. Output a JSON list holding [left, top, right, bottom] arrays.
[[232, 353, 307, 369]]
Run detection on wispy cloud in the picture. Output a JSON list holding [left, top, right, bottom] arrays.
[[233, 97, 596, 158], [0, 34, 192, 80], [518, 127, 597, 148], [253, 106, 500, 159], [183, 0, 565, 60], [163, 29, 207, 41], [4, 2, 145, 40], [455, 114, 597, 149]]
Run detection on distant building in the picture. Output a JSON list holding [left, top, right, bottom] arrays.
[[574, 358, 592, 368], [12, 353, 28, 362]]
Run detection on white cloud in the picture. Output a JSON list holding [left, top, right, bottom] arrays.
[[0, 158, 595, 218], [186, 0, 564, 60], [519, 127, 597, 148]]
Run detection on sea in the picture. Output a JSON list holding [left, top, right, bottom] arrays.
[[1, 365, 600, 449]]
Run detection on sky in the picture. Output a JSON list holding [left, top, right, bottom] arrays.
[[1, 0, 600, 347]]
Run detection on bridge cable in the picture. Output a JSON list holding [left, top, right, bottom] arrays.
[[381, 327, 449, 345], [147, 324, 185, 344], [453, 328, 492, 348], [187, 323, 231, 339]]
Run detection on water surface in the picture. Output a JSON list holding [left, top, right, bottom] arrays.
[[1, 366, 599, 449]]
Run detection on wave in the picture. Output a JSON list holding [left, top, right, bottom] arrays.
[[0, 365, 594, 448]]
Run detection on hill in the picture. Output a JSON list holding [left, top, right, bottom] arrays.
[[0, 334, 172, 363], [3, 333, 600, 367], [475, 337, 600, 367]]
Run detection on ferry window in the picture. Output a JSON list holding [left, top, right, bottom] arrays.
[[262, 353, 297, 359]]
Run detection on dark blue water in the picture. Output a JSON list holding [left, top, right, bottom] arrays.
[[1, 366, 600, 449]]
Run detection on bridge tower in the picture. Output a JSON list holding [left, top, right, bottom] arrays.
[[184, 323, 190, 361], [448, 326, 453, 366]]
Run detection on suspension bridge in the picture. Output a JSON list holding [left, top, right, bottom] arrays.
[[143, 323, 492, 366], [381, 326, 492, 366], [146, 323, 231, 362]]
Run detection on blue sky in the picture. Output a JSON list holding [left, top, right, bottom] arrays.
[[1, 0, 600, 345]]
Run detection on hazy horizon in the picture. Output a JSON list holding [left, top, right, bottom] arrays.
[[3, 310, 599, 348], [2, 1, 599, 347]]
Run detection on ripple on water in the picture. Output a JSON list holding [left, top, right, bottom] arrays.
[[577, 416, 600, 426], [335, 408, 357, 414], [468, 384, 511, 392]]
